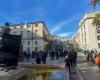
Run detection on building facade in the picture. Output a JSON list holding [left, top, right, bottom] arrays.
[[74, 11, 100, 53], [1, 21, 50, 54]]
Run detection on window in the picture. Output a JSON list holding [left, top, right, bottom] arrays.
[[84, 31, 86, 36], [97, 36, 100, 40], [35, 41, 38, 45], [98, 43, 100, 48], [27, 47, 30, 52], [84, 25, 85, 29], [85, 37, 86, 44], [85, 37, 86, 41], [27, 41, 30, 45], [35, 24, 38, 27], [97, 30, 100, 33], [82, 33, 83, 38], [35, 30, 38, 35], [96, 26, 100, 29], [35, 47, 38, 51], [35, 30, 38, 36], [81, 28, 82, 31]]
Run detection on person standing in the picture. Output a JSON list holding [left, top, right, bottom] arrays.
[[26, 51, 30, 61], [56, 51, 59, 60], [90, 50, 95, 63], [50, 51, 55, 60], [36, 54, 41, 64], [87, 50, 90, 61], [41, 51, 47, 64]]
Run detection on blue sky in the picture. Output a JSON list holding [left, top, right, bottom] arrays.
[[0, 0, 100, 37]]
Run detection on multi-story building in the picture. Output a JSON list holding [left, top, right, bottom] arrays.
[[50, 36, 70, 51], [1, 21, 50, 54], [72, 28, 81, 49], [74, 11, 100, 53], [50, 35, 64, 51]]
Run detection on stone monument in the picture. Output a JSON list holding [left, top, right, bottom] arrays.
[[0, 26, 21, 71], [0, 23, 28, 80]]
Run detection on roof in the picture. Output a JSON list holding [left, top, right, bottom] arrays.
[[79, 11, 100, 26], [0, 21, 44, 27], [0, 21, 50, 35]]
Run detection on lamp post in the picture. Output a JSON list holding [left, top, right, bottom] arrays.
[[19, 25, 23, 61], [32, 25, 34, 54]]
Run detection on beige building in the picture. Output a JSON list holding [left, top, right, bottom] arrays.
[[1, 21, 50, 53], [74, 11, 100, 53]]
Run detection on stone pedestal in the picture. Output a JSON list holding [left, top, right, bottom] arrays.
[[0, 68, 27, 80]]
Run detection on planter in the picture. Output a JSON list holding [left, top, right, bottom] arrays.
[[95, 56, 100, 64]]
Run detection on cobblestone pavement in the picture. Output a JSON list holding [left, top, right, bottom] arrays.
[[77, 52, 100, 80], [69, 67, 82, 80]]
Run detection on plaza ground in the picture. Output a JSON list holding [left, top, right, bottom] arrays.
[[77, 52, 100, 80], [19, 52, 100, 80]]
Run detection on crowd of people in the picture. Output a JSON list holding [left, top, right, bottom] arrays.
[[83, 50, 96, 63], [22, 49, 78, 71], [35, 50, 68, 64], [36, 51, 47, 64]]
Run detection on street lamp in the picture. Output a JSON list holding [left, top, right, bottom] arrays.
[[32, 25, 34, 54]]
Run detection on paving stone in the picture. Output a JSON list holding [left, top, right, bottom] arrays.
[[77, 52, 100, 80]]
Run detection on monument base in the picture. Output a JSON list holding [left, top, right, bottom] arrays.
[[0, 67, 27, 80]]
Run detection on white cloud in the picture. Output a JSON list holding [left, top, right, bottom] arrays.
[[58, 32, 74, 37], [50, 12, 82, 34]]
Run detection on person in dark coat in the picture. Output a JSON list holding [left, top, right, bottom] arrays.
[[87, 50, 90, 61], [50, 51, 55, 60], [68, 50, 74, 67], [90, 50, 95, 63], [64, 56, 70, 73], [56, 51, 59, 60], [41, 51, 47, 64], [36, 55, 41, 64], [73, 50, 77, 67]]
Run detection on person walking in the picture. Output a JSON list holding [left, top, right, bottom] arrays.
[[64, 56, 71, 73], [73, 50, 77, 67], [68, 50, 74, 67]]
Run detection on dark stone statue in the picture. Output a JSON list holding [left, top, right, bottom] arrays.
[[0, 27, 21, 71]]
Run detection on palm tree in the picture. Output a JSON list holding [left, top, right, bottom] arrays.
[[90, 0, 100, 11]]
